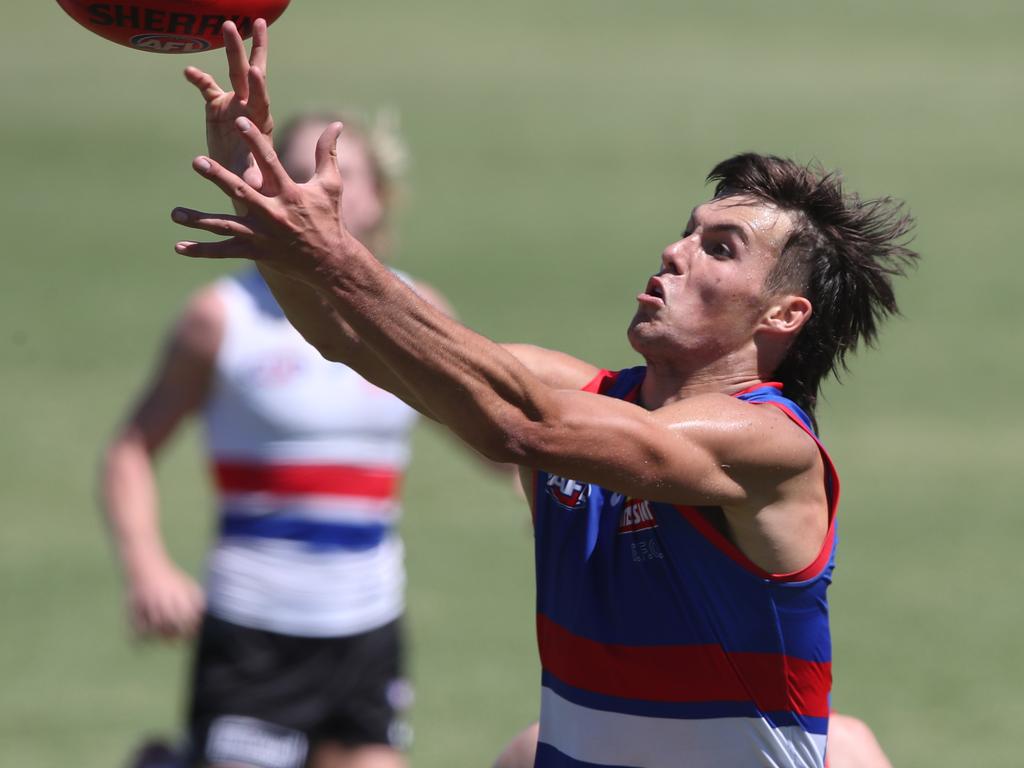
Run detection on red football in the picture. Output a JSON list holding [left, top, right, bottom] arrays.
[[56, 0, 291, 54]]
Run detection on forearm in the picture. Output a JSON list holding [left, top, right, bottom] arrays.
[[101, 434, 172, 581], [102, 425, 205, 637], [256, 264, 439, 418], [257, 264, 362, 360], [316, 242, 553, 461], [202, 122, 434, 412]]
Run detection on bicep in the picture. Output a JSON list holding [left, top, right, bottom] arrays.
[[517, 391, 749, 507]]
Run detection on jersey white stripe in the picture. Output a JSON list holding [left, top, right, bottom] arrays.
[[219, 493, 401, 524], [208, 438, 413, 468], [206, 536, 405, 637], [538, 686, 826, 768]]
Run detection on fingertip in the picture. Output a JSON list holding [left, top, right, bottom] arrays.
[[236, 116, 252, 132], [193, 156, 212, 173], [174, 242, 191, 254]]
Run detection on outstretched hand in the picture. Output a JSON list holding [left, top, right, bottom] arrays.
[[184, 19, 272, 186], [173, 117, 362, 283]]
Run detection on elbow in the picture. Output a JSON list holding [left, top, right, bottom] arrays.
[[103, 431, 133, 467], [473, 413, 560, 467], [315, 338, 355, 364], [313, 334, 363, 365], [316, 344, 347, 364], [104, 426, 155, 468]]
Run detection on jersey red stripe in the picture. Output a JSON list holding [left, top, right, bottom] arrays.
[[537, 613, 831, 718], [213, 462, 401, 499]]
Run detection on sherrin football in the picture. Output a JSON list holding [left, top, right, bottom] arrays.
[[56, 0, 291, 54]]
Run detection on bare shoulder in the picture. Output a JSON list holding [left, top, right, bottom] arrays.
[[170, 283, 226, 362], [656, 391, 821, 477], [123, 283, 226, 438], [502, 344, 602, 390]]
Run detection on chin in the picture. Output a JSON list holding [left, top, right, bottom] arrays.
[[626, 318, 661, 357], [628, 319, 698, 366]]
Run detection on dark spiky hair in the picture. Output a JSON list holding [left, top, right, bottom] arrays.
[[707, 153, 919, 423]]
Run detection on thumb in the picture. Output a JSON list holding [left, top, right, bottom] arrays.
[[313, 122, 345, 187]]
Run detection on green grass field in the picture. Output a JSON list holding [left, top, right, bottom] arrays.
[[2, 1, 1022, 765]]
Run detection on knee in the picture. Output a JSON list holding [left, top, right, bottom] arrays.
[[828, 713, 893, 768], [492, 722, 539, 768]]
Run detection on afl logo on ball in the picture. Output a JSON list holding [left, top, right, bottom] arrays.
[[129, 33, 210, 53], [545, 475, 590, 511]]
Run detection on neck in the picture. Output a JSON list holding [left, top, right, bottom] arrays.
[[638, 351, 765, 410]]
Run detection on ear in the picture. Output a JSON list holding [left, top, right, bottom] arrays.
[[758, 295, 812, 336]]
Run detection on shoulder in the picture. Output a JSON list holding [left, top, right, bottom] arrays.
[[656, 391, 821, 477], [169, 283, 226, 363]]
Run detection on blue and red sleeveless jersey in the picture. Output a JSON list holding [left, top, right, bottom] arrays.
[[532, 366, 839, 768]]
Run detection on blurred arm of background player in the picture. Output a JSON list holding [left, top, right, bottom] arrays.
[[99, 288, 220, 639]]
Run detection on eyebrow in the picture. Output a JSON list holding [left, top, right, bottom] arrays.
[[704, 223, 750, 246], [684, 212, 751, 246]]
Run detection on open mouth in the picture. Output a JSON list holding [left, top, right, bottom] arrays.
[[638, 276, 666, 306]]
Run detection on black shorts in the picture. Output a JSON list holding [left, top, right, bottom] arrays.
[[187, 615, 412, 768]]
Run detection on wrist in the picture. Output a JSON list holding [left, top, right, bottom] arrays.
[[121, 543, 174, 583]]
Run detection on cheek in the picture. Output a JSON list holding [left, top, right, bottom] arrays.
[[341, 181, 383, 224], [695, 273, 764, 319], [694, 274, 734, 310]]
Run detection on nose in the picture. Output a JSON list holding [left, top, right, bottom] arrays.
[[660, 236, 690, 275]]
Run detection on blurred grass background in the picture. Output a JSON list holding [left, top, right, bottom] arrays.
[[2, 0, 1022, 765]]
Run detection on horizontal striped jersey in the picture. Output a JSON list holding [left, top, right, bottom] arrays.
[[201, 269, 419, 637], [533, 366, 839, 768]]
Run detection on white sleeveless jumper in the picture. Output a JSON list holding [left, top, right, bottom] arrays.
[[201, 269, 419, 637]]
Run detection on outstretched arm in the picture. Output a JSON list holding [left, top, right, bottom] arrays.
[[182, 22, 598, 414], [171, 124, 817, 511], [183, 22, 370, 378], [181, 22, 479, 416]]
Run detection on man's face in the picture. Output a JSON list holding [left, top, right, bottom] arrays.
[[627, 195, 796, 366]]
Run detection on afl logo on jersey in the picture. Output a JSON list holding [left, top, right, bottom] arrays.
[[545, 475, 591, 510]]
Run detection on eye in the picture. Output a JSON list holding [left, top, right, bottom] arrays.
[[705, 240, 733, 259]]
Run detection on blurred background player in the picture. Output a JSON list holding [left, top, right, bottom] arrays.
[[101, 44, 448, 765]]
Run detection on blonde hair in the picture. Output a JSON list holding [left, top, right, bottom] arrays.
[[274, 108, 408, 206]]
